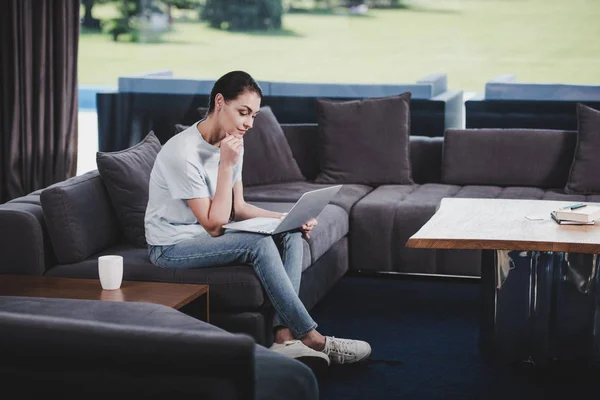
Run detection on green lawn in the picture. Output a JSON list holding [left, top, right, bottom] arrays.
[[78, 0, 600, 92]]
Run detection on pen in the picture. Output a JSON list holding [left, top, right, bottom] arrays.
[[562, 203, 587, 210]]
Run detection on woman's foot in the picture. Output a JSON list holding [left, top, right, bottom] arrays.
[[270, 340, 330, 371], [322, 336, 372, 364]]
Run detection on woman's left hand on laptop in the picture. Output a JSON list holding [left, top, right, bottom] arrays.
[[301, 218, 318, 239]]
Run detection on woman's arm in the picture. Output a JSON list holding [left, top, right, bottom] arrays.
[[187, 135, 242, 237], [186, 163, 234, 237], [232, 181, 318, 238], [232, 181, 284, 220]]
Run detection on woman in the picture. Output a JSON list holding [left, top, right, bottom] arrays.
[[144, 70, 371, 368]]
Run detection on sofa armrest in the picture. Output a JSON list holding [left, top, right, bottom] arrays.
[[0, 310, 256, 398], [0, 202, 51, 275]]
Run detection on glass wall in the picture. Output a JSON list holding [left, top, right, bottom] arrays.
[[78, 0, 600, 93]]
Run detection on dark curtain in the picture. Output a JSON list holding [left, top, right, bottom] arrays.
[[0, 0, 80, 203]]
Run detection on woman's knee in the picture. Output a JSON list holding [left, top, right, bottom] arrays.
[[281, 231, 303, 247], [252, 236, 281, 258]]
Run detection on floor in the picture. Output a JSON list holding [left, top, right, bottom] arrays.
[[311, 275, 600, 400]]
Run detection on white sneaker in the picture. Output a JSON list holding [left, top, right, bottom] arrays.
[[270, 340, 331, 370], [323, 336, 372, 364]]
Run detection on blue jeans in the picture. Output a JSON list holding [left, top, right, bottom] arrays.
[[148, 231, 317, 339]]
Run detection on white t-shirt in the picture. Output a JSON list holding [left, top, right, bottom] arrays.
[[144, 122, 243, 245]]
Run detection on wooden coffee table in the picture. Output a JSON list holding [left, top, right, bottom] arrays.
[[407, 197, 600, 365], [0, 275, 210, 322]]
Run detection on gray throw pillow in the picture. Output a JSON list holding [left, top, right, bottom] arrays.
[[565, 104, 600, 194], [315, 92, 414, 185], [242, 106, 305, 186], [96, 131, 162, 247], [40, 171, 121, 264]]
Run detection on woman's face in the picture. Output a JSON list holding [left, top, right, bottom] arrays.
[[216, 90, 261, 137]]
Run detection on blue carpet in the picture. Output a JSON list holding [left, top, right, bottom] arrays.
[[310, 275, 599, 400]]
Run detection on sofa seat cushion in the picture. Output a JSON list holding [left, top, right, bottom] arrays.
[[351, 184, 462, 274], [44, 245, 266, 311], [350, 184, 592, 276], [243, 182, 373, 213]]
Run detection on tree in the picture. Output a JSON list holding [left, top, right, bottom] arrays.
[[86, 0, 202, 40], [201, 0, 283, 31], [100, 0, 154, 41], [81, 0, 111, 30], [163, 0, 202, 26]]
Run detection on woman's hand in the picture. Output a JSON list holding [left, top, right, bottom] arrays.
[[301, 218, 318, 239], [220, 133, 243, 167]]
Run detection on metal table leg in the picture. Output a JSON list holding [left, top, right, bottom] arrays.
[[480, 250, 600, 365]]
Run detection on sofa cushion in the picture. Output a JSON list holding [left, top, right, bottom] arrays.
[[315, 93, 413, 185], [242, 106, 306, 186], [243, 181, 373, 213], [175, 108, 306, 187], [302, 204, 348, 263], [565, 104, 600, 194], [246, 200, 350, 264], [441, 129, 577, 188], [350, 184, 462, 275], [96, 132, 161, 248], [40, 171, 121, 264], [350, 183, 588, 277], [44, 244, 267, 310]]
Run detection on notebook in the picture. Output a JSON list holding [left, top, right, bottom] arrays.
[[550, 211, 595, 225], [223, 185, 343, 235], [553, 204, 600, 223]]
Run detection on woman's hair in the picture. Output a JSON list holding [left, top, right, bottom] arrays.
[[207, 70, 263, 114]]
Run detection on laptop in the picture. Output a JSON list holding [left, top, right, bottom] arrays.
[[223, 185, 343, 235]]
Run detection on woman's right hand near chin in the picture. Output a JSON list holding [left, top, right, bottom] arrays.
[[219, 133, 243, 167]]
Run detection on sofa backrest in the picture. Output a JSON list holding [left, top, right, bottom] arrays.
[[39, 170, 122, 265], [281, 123, 443, 185], [441, 128, 577, 188]]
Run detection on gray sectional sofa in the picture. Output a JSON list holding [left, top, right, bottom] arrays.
[[0, 295, 318, 399], [2, 98, 599, 352]]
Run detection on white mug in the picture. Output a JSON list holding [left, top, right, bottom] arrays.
[[98, 255, 123, 290]]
